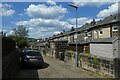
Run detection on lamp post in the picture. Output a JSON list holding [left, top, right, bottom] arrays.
[[69, 4, 78, 67]]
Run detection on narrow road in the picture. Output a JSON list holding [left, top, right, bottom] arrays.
[[16, 55, 97, 78]]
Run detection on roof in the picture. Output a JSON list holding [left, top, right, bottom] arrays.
[[90, 37, 118, 43], [50, 40, 68, 42], [90, 14, 119, 29], [48, 14, 119, 40], [69, 42, 89, 45], [36, 42, 47, 46]]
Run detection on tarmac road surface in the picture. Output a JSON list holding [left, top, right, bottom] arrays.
[[16, 55, 97, 78]]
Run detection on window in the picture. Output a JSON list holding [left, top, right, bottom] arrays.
[[25, 51, 41, 56], [94, 30, 97, 33], [114, 16, 117, 20], [85, 33, 88, 37], [112, 24, 118, 31], [87, 32, 91, 36], [84, 31, 88, 37], [99, 28, 103, 34]]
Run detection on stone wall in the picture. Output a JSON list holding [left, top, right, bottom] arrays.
[[2, 37, 19, 79], [79, 54, 115, 78], [64, 50, 115, 78]]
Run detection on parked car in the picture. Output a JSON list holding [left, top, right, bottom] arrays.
[[20, 50, 44, 67], [22, 47, 33, 52]]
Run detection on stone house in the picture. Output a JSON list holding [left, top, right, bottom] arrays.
[[46, 14, 119, 77], [90, 14, 119, 40], [49, 40, 68, 59]]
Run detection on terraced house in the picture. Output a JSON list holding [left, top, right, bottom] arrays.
[[41, 14, 119, 78]]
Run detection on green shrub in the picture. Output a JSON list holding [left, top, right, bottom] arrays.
[[85, 49, 90, 54], [93, 56, 97, 64], [65, 50, 75, 58]]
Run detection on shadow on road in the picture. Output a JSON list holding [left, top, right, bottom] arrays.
[[16, 62, 49, 79], [40, 62, 49, 69], [21, 62, 49, 70]]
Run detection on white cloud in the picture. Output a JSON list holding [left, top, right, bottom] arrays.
[[16, 16, 102, 38], [0, 3, 15, 16], [28, 26, 64, 39], [73, 0, 119, 7], [8, 30, 14, 35], [16, 18, 72, 29], [97, 2, 118, 18], [47, 0, 56, 5], [68, 17, 94, 25], [25, 4, 67, 19], [15, 1, 119, 39], [54, 31, 61, 34], [16, 18, 74, 38], [16, 3, 70, 38], [29, 31, 55, 39], [68, 17, 101, 28], [68, 17, 90, 25]]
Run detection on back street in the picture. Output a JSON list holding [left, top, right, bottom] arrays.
[[16, 55, 99, 78]]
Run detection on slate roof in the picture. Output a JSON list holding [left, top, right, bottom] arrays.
[[78, 23, 94, 32], [48, 14, 119, 40], [89, 14, 119, 30], [90, 37, 118, 43]]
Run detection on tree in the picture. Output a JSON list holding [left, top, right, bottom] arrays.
[[13, 25, 29, 38], [8, 25, 29, 50], [0, 31, 7, 37]]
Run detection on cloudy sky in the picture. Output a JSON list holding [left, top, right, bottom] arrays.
[[1, 0, 119, 39]]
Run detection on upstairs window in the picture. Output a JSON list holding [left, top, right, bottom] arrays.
[[94, 30, 97, 33], [87, 32, 91, 36], [85, 33, 88, 37], [112, 24, 118, 31], [99, 28, 103, 34], [114, 16, 117, 20], [84, 31, 88, 37]]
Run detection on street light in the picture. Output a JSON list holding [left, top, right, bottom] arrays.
[[69, 4, 78, 67]]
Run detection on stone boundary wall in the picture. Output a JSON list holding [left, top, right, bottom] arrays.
[[64, 51, 115, 78], [2, 37, 16, 57], [78, 54, 114, 78], [2, 37, 19, 79], [2, 50, 19, 79]]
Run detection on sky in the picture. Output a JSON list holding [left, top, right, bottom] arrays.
[[1, 0, 120, 39]]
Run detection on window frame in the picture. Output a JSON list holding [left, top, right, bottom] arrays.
[[112, 24, 118, 31], [99, 28, 103, 35]]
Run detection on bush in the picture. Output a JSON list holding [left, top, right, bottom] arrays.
[[65, 50, 75, 58], [93, 56, 97, 64]]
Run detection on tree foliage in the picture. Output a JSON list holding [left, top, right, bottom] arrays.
[[8, 25, 29, 50], [13, 25, 29, 38], [0, 31, 7, 37]]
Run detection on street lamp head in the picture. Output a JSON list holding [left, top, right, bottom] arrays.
[[68, 4, 78, 8]]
